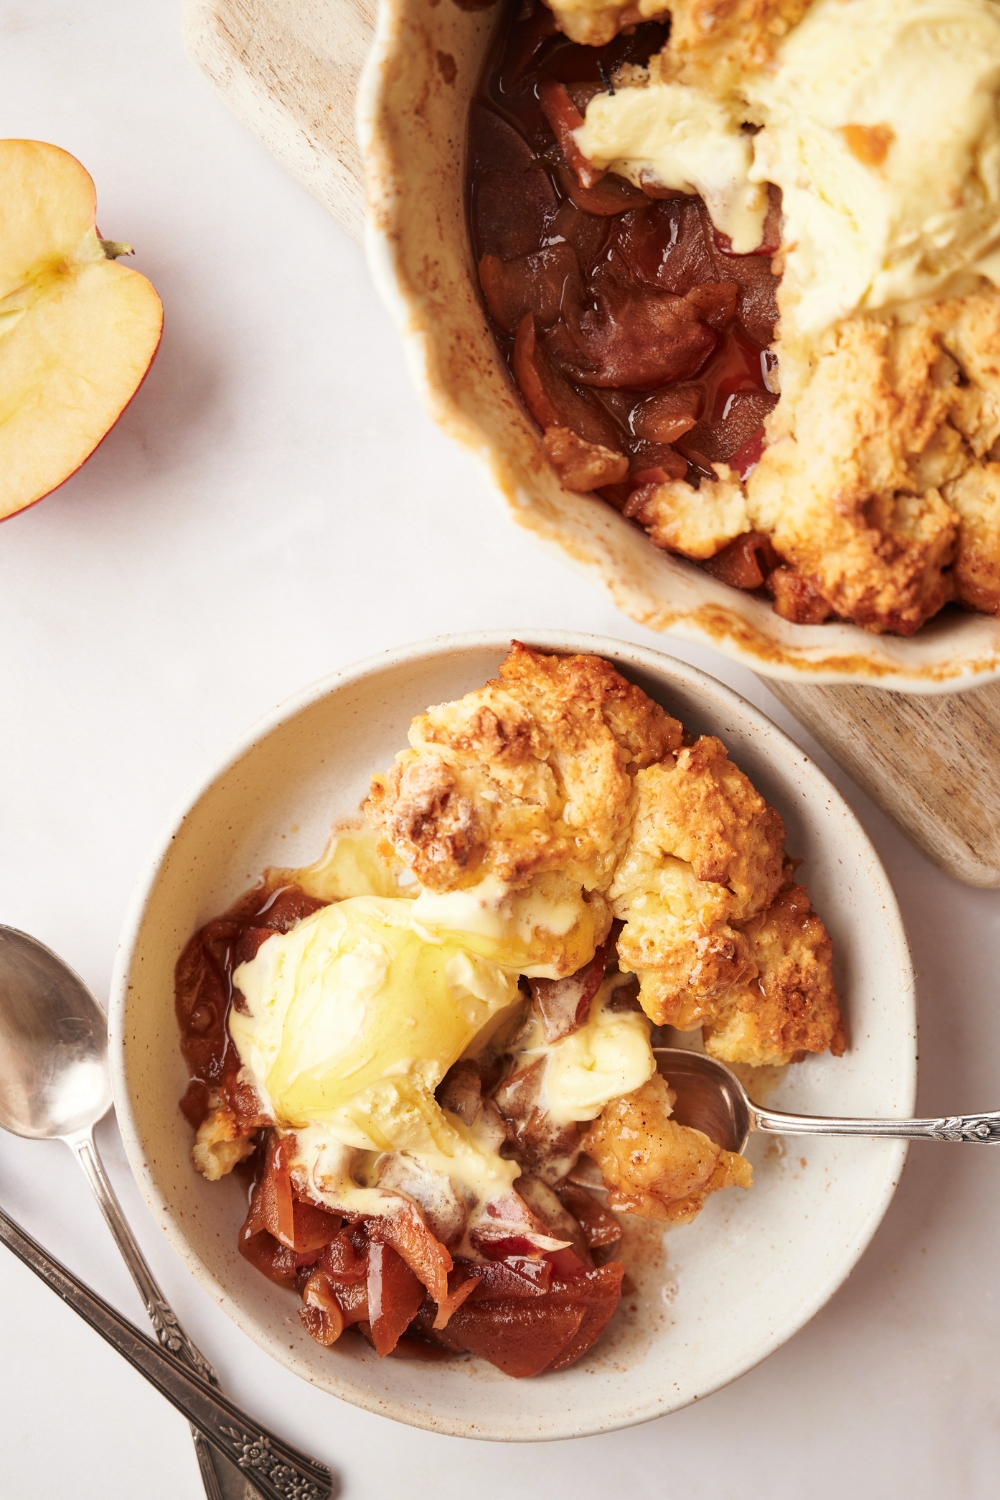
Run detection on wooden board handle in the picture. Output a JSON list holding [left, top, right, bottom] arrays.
[[769, 677, 1000, 887]]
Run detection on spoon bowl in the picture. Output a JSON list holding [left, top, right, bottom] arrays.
[[653, 1047, 751, 1153], [0, 927, 112, 1140]]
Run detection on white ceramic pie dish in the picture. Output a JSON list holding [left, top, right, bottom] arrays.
[[357, 0, 1000, 691], [109, 632, 915, 1440]]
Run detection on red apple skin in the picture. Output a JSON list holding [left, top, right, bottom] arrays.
[[0, 139, 165, 523]]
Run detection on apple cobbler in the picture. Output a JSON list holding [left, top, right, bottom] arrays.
[[176, 645, 843, 1376], [469, 0, 1000, 633]]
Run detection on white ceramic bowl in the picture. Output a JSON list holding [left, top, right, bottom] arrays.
[[357, 0, 1000, 691], [109, 632, 916, 1440]]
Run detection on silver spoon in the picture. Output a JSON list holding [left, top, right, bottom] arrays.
[[0, 1203, 332, 1500], [0, 925, 276, 1500], [651, 1046, 1000, 1152]]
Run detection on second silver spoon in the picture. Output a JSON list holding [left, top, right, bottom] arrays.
[[0, 924, 261, 1500]]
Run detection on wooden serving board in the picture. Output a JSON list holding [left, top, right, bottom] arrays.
[[181, 0, 1000, 888]]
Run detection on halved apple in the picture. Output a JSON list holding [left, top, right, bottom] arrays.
[[0, 139, 163, 521]]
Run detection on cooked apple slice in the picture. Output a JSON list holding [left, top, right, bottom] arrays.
[[0, 139, 163, 521]]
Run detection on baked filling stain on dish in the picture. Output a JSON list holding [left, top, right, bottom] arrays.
[[175, 645, 845, 1378], [469, 0, 1000, 636]]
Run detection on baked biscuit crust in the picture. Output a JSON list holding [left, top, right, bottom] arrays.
[[543, 0, 810, 63], [610, 735, 786, 1026], [583, 1073, 753, 1222], [542, 0, 670, 48], [651, 0, 814, 91], [365, 641, 682, 892], [705, 880, 847, 1067]]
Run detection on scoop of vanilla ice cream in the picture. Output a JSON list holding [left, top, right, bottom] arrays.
[[573, 83, 768, 253], [571, 0, 1000, 335], [230, 895, 520, 1126], [747, 0, 1000, 334]]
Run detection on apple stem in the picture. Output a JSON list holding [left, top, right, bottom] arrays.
[[100, 239, 134, 260]]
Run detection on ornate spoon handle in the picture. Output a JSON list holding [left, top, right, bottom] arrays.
[[751, 1107, 1000, 1142], [70, 1130, 218, 1376], [0, 1203, 334, 1500], [69, 1128, 259, 1500]]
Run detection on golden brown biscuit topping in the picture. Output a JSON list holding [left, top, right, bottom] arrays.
[[366, 641, 682, 893]]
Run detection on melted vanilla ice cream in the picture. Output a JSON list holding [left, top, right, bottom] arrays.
[[573, 0, 1000, 334], [531, 976, 656, 1127], [409, 869, 605, 979], [231, 894, 523, 1216], [284, 826, 604, 980], [574, 84, 768, 252], [228, 832, 655, 1224], [230, 896, 520, 1125], [750, 0, 1000, 333]]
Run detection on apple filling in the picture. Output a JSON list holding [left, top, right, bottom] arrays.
[[469, 8, 785, 597]]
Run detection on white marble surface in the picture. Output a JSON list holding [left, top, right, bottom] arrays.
[[1, 3, 998, 1496]]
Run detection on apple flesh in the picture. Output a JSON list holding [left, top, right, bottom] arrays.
[[0, 139, 163, 521]]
